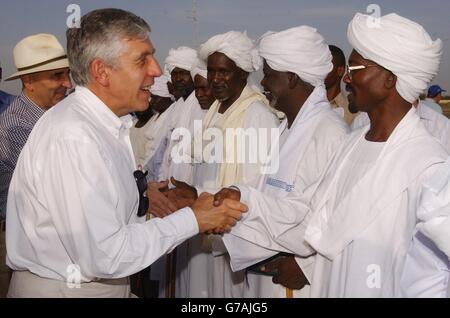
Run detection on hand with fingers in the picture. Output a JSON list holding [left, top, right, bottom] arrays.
[[213, 187, 241, 207], [261, 255, 309, 290], [192, 193, 248, 234], [207, 187, 242, 234], [147, 180, 178, 218], [168, 177, 198, 209]]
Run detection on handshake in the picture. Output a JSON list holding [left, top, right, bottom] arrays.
[[147, 177, 246, 234]]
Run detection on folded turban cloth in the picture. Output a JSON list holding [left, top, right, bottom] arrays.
[[258, 26, 332, 87], [199, 31, 259, 73], [150, 74, 174, 99], [348, 13, 443, 103], [165, 46, 200, 73], [190, 60, 208, 80]]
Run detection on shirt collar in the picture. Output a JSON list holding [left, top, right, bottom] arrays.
[[75, 86, 134, 139], [20, 91, 46, 118]]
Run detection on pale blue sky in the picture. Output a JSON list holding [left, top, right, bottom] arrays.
[[1, 0, 449, 94]]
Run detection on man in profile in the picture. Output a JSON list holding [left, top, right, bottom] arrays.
[[325, 45, 358, 125], [5, 8, 246, 298]]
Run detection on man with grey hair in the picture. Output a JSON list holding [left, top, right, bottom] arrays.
[[5, 8, 247, 298]]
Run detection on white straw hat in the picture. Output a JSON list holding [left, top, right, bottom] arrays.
[[6, 33, 69, 81]]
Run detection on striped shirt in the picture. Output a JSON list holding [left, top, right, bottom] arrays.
[[0, 92, 44, 218]]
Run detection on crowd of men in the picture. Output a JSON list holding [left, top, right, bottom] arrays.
[[0, 7, 449, 298]]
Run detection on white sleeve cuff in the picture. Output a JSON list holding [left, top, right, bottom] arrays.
[[163, 207, 199, 245], [294, 254, 315, 284]]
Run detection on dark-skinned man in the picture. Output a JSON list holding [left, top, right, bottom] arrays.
[[212, 26, 348, 298], [301, 12, 446, 297], [146, 50, 202, 298], [178, 62, 217, 298], [158, 47, 202, 184], [151, 31, 281, 297], [325, 45, 358, 125]]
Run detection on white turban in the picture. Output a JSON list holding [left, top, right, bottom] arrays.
[[258, 26, 332, 87], [165, 46, 200, 73], [150, 74, 174, 99], [190, 60, 208, 80], [348, 13, 443, 103], [199, 31, 259, 72]]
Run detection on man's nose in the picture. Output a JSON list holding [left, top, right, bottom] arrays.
[[149, 58, 162, 77]]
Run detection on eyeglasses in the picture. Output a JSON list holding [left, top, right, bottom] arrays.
[[134, 170, 149, 217], [346, 64, 378, 79]]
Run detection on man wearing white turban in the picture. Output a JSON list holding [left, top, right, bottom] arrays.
[[149, 47, 203, 298], [154, 31, 281, 297], [176, 62, 217, 298], [165, 46, 198, 101], [157, 47, 204, 184], [301, 13, 447, 297], [208, 26, 349, 298]]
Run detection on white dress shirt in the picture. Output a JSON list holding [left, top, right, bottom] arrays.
[[6, 86, 198, 283]]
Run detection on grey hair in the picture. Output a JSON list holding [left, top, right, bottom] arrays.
[[66, 8, 151, 86]]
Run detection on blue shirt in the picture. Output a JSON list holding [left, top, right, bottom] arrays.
[[0, 92, 44, 218], [0, 90, 16, 114]]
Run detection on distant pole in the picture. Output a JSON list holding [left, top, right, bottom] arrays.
[[192, 0, 198, 47]]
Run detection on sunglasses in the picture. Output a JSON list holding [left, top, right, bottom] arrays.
[[346, 64, 380, 79], [134, 170, 149, 217]]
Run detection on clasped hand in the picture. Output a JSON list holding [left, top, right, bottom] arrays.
[[147, 179, 246, 234]]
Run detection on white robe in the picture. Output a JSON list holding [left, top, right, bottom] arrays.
[[222, 86, 349, 297], [5, 87, 199, 297], [400, 157, 450, 298], [305, 108, 447, 297], [148, 95, 207, 298], [159, 92, 206, 183], [191, 98, 281, 298], [351, 102, 450, 152], [137, 105, 176, 182]]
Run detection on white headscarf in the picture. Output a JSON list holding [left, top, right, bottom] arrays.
[[348, 13, 443, 103], [190, 60, 208, 80], [150, 74, 174, 100], [258, 26, 332, 87], [165, 46, 200, 73], [199, 31, 259, 72]]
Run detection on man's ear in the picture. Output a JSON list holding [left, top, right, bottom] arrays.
[[337, 65, 346, 78], [240, 70, 250, 82], [384, 71, 397, 90], [90, 58, 110, 87], [288, 72, 299, 89], [21, 74, 34, 91]]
